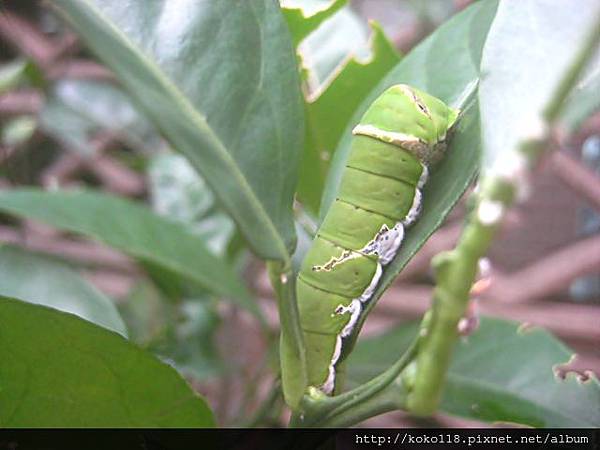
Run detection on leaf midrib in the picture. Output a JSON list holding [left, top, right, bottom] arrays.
[[54, 0, 290, 262]]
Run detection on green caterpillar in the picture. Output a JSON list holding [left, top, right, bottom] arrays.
[[297, 84, 459, 394]]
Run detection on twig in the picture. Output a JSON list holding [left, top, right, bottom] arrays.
[[47, 59, 116, 82], [373, 284, 600, 344], [406, 12, 600, 416], [0, 224, 137, 272], [396, 211, 521, 282], [0, 90, 43, 116], [485, 233, 600, 304], [40, 132, 146, 196], [83, 268, 136, 298], [87, 154, 145, 196], [396, 222, 463, 280], [48, 31, 80, 61], [0, 11, 56, 67], [550, 151, 600, 213], [0, 10, 115, 85], [41, 153, 83, 187]]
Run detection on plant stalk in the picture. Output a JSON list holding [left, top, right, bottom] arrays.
[[268, 260, 307, 412], [406, 11, 600, 417], [293, 339, 419, 427]]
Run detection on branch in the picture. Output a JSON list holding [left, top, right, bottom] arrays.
[[291, 340, 418, 427], [406, 12, 600, 416], [0, 11, 115, 83], [485, 233, 600, 303], [396, 221, 463, 281], [550, 151, 600, 213], [0, 90, 43, 116], [0, 11, 56, 67], [373, 284, 600, 344], [0, 224, 137, 272], [47, 59, 116, 82]]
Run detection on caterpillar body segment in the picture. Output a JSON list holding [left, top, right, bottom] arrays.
[[296, 84, 459, 394]]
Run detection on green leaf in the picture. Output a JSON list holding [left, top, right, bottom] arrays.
[[118, 280, 171, 346], [298, 22, 401, 213], [148, 153, 235, 257], [146, 153, 245, 303], [298, 4, 370, 90], [165, 300, 224, 381], [321, 0, 499, 339], [53, 0, 303, 261], [479, 0, 600, 167], [0, 189, 252, 307], [0, 245, 127, 336], [0, 296, 214, 426], [39, 79, 161, 155], [120, 282, 225, 381], [347, 317, 600, 427], [282, 0, 347, 47]]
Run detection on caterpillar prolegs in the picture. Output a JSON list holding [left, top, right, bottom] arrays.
[[297, 84, 459, 394]]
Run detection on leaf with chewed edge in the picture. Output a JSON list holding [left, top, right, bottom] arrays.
[[346, 317, 600, 427], [0, 296, 215, 427], [282, 0, 348, 47], [298, 22, 401, 214]]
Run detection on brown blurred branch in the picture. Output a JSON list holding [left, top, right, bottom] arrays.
[[41, 134, 145, 196], [90, 154, 145, 196], [47, 59, 115, 82], [83, 269, 136, 298], [0, 224, 137, 273], [49, 31, 80, 60], [571, 112, 600, 148], [0, 11, 56, 67], [0, 10, 115, 83], [397, 209, 521, 282], [550, 151, 600, 213], [484, 233, 600, 303], [41, 153, 83, 187], [375, 284, 600, 344], [0, 90, 43, 115], [396, 221, 463, 280]]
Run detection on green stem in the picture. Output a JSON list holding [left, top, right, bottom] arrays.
[[318, 383, 405, 427], [267, 260, 307, 411], [406, 12, 600, 417], [293, 339, 419, 427], [407, 206, 500, 415]]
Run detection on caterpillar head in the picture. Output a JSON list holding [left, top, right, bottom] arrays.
[[352, 84, 459, 165]]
